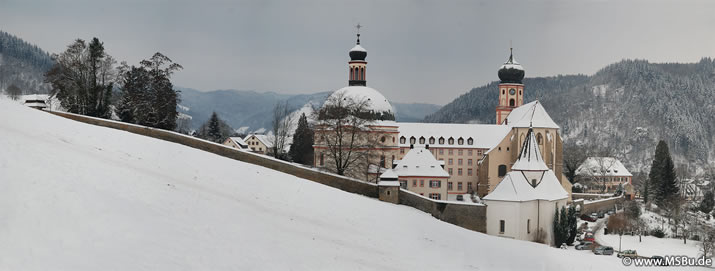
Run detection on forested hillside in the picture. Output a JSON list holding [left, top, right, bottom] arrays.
[[425, 59, 715, 173], [0, 31, 53, 93]]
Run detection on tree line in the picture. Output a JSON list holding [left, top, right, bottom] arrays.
[[44, 37, 182, 130]]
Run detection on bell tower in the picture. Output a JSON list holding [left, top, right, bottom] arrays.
[[496, 47, 525, 124], [348, 24, 367, 86]]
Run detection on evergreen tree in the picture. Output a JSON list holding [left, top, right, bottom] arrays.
[[117, 52, 182, 130], [566, 205, 578, 245], [643, 178, 650, 204], [553, 207, 561, 246], [649, 140, 679, 206], [288, 113, 314, 165], [207, 112, 222, 143], [701, 190, 715, 214]]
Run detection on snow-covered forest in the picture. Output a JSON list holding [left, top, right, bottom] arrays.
[[426, 59, 715, 174]]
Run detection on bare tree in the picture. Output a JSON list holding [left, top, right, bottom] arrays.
[[313, 91, 379, 179], [699, 224, 715, 258], [271, 101, 294, 160], [607, 213, 630, 252], [563, 141, 589, 184], [6, 84, 22, 100]]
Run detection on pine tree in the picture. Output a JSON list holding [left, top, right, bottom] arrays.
[[643, 178, 650, 204], [553, 207, 561, 246], [207, 112, 222, 143], [288, 113, 314, 165], [566, 205, 578, 245], [701, 190, 715, 214], [650, 140, 679, 206]]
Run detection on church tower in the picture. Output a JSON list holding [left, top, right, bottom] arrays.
[[495, 48, 525, 124], [348, 24, 367, 86]]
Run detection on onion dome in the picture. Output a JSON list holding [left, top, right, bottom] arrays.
[[498, 48, 525, 84], [349, 35, 367, 61]]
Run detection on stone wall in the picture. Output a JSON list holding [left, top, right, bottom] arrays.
[[399, 190, 487, 233], [572, 193, 614, 201], [46, 111, 379, 198], [47, 110, 489, 233], [581, 196, 624, 214]]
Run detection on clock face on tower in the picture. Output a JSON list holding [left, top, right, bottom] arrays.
[[509, 88, 516, 95]]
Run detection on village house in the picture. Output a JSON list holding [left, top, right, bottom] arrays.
[[380, 147, 450, 200], [575, 157, 632, 194], [244, 134, 273, 155], [222, 136, 249, 150]]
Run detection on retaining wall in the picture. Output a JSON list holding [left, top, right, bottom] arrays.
[[399, 190, 487, 233], [581, 196, 624, 214], [47, 110, 490, 232]]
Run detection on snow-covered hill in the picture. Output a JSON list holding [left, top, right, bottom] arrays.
[[1, 97, 634, 270]]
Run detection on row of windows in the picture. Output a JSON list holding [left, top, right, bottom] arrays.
[[446, 168, 474, 176], [399, 148, 483, 156], [350, 67, 365, 81], [446, 182, 472, 191], [406, 179, 443, 188], [400, 136, 474, 146], [447, 158, 473, 166]]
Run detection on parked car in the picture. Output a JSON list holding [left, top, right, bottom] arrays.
[[583, 232, 595, 242], [594, 246, 614, 255], [607, 210, 615, 215], [456, 195, 464, 201], [598, 212, 605, 218], [590, 212, 599, 220], [575, 241, 593, 250], [617, 250, 638, 258], [580, 214, 597, 222]]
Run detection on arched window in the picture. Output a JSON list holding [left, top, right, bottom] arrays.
[[380, 155, 386, 168], [350, 67, 353, 80], [320, 153, 325, 166], [361, 67, 365, 80], [400, 136, 406, 144], [429, 137, 435, 144], [498, 165, 507, 177], [467, 137, 473, 145], [380, 136, 386, 143], [439, 137, 445, 144], [537, 133, 543, 145], [448, 137, 454, 145], [419, 137, 425, 144], [410, 137, 416, 144], [458, 137, 464, 145], [509, 98, 515, 106], [502, 89, 505, 95]]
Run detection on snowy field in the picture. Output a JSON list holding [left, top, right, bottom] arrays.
[[0, 97, 685, 270]]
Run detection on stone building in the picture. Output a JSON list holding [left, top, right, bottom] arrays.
[[381, 147, 450, 200], [313, 30, 571, 200], [483, 128, 568, 245], [575, 157, 632, 194]]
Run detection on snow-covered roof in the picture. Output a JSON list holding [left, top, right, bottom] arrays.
[[323, 86, 393, 114], [227, 137, 248, 147], [382, 148, 449, 178], [379, 169, 398, 179], [397, 123, 511, 149], [23, 94, 48, 102], [350, 44, 366, 52], [483, 170, 567, 202], [576, 157, 633, 177], [244, 134, 274, 148], [511, 128, 549, 171], [503, 101, 559, 129]]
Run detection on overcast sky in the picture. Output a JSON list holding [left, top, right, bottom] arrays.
[[2, 0, 714, 104]]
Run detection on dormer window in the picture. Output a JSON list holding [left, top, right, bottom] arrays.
[[439, 137, 445, 144], [429, 137, 435, 144], [419, 137, 425, 144], [400, 136, 406, 144], [467, 137, 473, 145], [410, 137, 416, 144], [448, 137, 454, 145], [458, 138, 464, 145]]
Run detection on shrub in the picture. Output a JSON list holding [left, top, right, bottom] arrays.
[[651, 229, 665, 238]]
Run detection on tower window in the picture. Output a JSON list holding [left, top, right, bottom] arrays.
[[509, 98, 515, 107], [400, 136, 406, 144]]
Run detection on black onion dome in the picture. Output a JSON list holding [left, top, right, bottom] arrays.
[[349, 44, 367, 61], [498, 51, 525, 84]]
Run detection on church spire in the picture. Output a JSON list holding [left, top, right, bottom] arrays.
[[511, 127, 549, 171], [348, 24, 367, 86]]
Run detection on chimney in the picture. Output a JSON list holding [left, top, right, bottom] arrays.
[[410, 144, 414, 149], [425, 144, 430, 150]]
